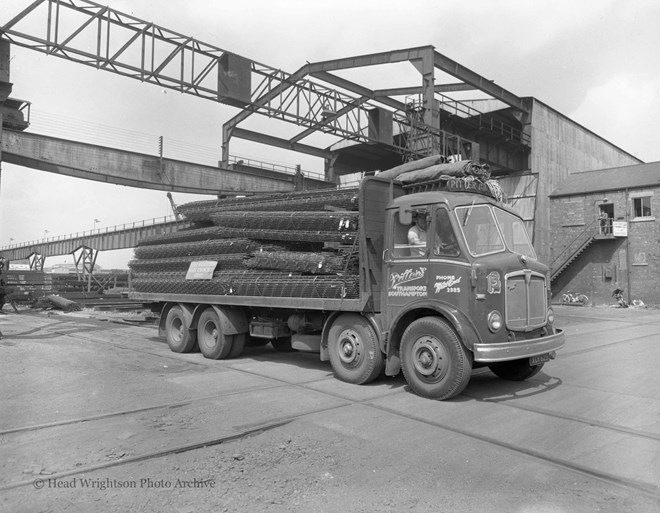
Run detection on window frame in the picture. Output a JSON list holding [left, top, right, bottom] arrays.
[[632, 195, 653, 220]]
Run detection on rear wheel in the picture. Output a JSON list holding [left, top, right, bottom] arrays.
[[165, 305, 196, 353], [197, 308, 233, 360], [400, 317, 472, 400], [228, 333, 247, 358], [328, 314, 384, 384], [488, 359, 544, 381]]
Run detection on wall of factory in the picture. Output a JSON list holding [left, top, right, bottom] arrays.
[[529, 99, 642, 264]]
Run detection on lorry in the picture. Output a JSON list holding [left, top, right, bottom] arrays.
[[129, 159, 564, 400]]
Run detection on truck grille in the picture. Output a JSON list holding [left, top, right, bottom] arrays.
[[505, 271, 547, 330]]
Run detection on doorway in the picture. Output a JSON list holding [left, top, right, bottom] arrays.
[[598, 203, 614, 235]]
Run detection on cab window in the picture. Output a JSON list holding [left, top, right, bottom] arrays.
[[455, 204, 505, 256], [392, 210, 428, 258], [434, 208, 460, 257]]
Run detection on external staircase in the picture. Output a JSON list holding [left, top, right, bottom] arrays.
[[550, 219, 613, 282]]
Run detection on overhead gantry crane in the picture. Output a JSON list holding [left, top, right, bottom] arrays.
[[0, 0, 531, 183]]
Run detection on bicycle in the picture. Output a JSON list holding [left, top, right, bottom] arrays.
[[562, 291, 589, 305]]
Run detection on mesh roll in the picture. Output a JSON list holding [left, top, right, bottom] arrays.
[[128, 254, 248, 273], [137, 226, 329, 249], [177, 188, 359, 222], [132, 271, 359, 299], [245, 251, 347, 274], [210, 211, 358, 232], [134, 239, 287, 260], [200, 227, 356, 244]]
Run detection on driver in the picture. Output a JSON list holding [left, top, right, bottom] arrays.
[[408, 214, 428, 256]]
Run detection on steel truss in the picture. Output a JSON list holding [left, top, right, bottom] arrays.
[[1, 0, 530, 168]]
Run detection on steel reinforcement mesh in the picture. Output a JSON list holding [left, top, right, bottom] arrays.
[[177, 188, 359, 222], [132, 271, 359, 299], [137, 226, 232, 247], [244, 251, 348, 274], [210, 211, 358, 232], [207, 228, 355, 244], [134, 239, 289, 260], [136, 226, 329, 249], [128, 254, 248, 273]]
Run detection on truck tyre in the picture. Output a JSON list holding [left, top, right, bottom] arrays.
[[197, 308, 233, 360], [228, 333, 247, 358], [400, 317, 473, 400], [165, 305, 197, 353], [328, 314, 384, 385], [488, 359, 544, 381]]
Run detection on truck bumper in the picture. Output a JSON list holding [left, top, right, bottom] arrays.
[[472, 329, 565, 363]]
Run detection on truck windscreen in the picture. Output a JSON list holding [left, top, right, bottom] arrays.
[[493, 207, 537, 259], [455, 204, 536, 259]]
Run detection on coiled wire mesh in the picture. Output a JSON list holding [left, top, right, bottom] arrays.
[[132, 271, 359, 299], [178, 188, 359, 222]]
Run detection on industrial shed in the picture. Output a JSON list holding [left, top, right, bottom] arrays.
[[548, 161, 660, 306]]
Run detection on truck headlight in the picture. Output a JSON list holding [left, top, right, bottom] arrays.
[[487, 311, 503, 333], [547, 307, 555, 325]]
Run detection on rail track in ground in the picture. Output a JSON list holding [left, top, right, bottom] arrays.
[[1, 313, 659, 502]]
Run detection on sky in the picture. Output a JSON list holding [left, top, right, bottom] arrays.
[[1, 0, 659, 269]]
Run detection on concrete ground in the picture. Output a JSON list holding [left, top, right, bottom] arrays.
[[0, 305, 659, 513]]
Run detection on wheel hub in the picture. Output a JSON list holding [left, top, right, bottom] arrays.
[[172, 319, 183, 343], [338, 330, 362, 365], [412, 337, 448, 378], [202, 322, 218, 347]]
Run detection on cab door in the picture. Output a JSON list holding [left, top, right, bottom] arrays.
[[428, 206, 472, 313], [382, 206, 432, 313]]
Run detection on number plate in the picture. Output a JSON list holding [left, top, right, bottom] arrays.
[[530, 353, 550, 366]]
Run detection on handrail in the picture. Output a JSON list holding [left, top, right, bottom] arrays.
[[550, 218, 600, 269], [227, 155, 325, 181], [0, 215, 183, 251], [550, 218, 600, 276]]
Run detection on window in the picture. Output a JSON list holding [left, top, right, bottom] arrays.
[[433, 208, 460, 257], [633, 196, 652, 218], [455, 204, 505, 256], [392, 210, 428, 258], [493, 208, 537, 259]]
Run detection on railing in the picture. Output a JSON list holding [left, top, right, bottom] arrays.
[[550, 218, 601, 280], [0, 215, 182, 251], [226, 155, 325, 181], [437, 93, 530, 146]]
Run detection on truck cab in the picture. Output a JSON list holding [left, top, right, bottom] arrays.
[[366, 176, 564, 399]]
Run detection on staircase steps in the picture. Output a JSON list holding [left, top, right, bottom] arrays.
[[550, 236, 595, 282]]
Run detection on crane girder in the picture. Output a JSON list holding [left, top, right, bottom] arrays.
[[1, 0, 530, 166], [1, 0, 395, 149]]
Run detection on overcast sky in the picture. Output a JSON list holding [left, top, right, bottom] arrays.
[[1, 0, 659, 269]]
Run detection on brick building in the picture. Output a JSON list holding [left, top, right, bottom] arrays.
[[548, 161, 660, 306]]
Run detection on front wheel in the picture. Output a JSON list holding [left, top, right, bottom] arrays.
[[488, 359, 544, 381], [328, 314, 384, 385], [400, 317, 473, 400]]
